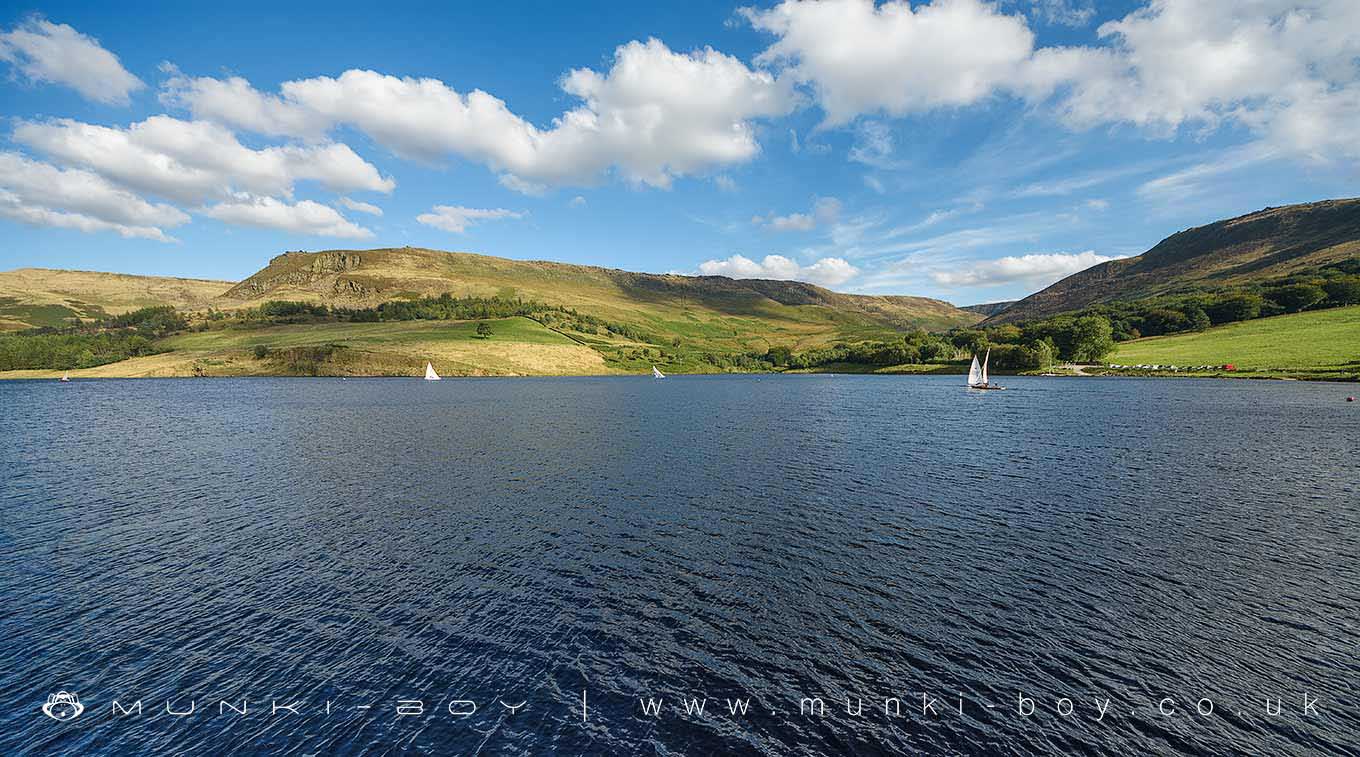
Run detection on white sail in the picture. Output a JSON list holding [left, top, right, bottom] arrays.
[[981, 348, 990, 385], [424, 362, 441, 381], [967, 355, 982, 386], [652, 366, 665, 379]]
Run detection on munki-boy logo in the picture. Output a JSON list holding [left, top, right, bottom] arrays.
[[42, 692, 83, 721]]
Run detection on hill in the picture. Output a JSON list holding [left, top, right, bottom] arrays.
[[216, 247, 978, 351], [0, 268, 230, 330], [986, 198, 1360, 324], [1107, 305, 1360, 380], [962, 300, 1015, 317], [1, 248, 981, 378]]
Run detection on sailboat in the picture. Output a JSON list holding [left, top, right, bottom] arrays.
[[967, 348, 1003, 390], [59, 372, 71, 383], [424, 362, 441, 381], [652, 366, 666, 379]]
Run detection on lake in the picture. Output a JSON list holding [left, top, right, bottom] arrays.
[[1, 375, 1357, 755]]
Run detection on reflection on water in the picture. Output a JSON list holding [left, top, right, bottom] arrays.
[[1, 375, 1357, 754]]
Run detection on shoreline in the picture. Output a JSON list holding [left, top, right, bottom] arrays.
[[5, 366, 1355, 383]]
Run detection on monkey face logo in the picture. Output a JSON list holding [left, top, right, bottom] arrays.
[[43, 692, 83, 721]]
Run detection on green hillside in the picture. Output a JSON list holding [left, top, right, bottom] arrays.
[[218, 247, 977, 346], [1, 247, 982, 378], [1108, 306, 1360, 380], [0, 268, 230, 330], [988, 198, 1360, 324]]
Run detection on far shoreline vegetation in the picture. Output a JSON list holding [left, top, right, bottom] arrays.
[[3, 270, 1358, 381]]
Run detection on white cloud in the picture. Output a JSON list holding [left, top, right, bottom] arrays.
[[1136, 144, 1278, 203], [416, 205, 524, 233], [714, 175, 737, 192], [161, 38, 798, 191], [338, 196, 383, 216], [160, 66, 331, 139], [1022, 0, 1360, 160], [13, 116, 394, 204], [763, 212, 815, 231], [1025, 0, 1095, 28], [0, 17, 143, 105], [931, 250, 1120, 287], [0, 152, 188, 232], [568, 195, 587, 208], [698, 253, 859, 287], [204, 196, 373, 238], [848, 121, 907, 169], [744, 0, 1360, 168], [755, 196, 841, 231], [0, 190, 173, 241], [744, 0, 1035, 126]]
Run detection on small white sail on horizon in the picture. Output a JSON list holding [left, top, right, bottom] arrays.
[[652, 366, 666, 379], [967, 355, 982, 387], [981, 347, 990, 385], [424, 362, 441, 381]]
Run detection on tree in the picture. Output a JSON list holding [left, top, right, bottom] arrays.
[[476, 321, 493, 338], [1185, 306, 1211, 332], [1267, 284, 1326, 313], [1140, 308, 1188, 336], [950, 329, 988, 354], [1067, 315, 1115, 363], [1204, 293, 1263, 324], [1323, 276, 1360, 306]]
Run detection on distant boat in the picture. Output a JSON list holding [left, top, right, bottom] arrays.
[[967, 348, 1004, 390], [652, 366, 666, 379], [59, 372, 71, 383], [424, 362, 441, 381]]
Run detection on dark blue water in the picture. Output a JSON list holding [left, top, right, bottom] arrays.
[[1, 375, 1357, 755]]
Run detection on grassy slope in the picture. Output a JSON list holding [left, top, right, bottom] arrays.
[[6, 317, 615, 379], [0, 268, 231, 330], [988, 198, 1360, 324], [2, 249, 981, 377], [216, 248, 979, 352], [1109, 305, 1360, 379]]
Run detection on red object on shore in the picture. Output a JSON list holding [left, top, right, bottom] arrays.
[[1223, 364, 1236, 371]]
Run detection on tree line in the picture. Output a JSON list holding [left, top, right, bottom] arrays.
[[0, 306, 186, 371]]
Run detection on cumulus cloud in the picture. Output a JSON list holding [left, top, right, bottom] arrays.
[[931, 250, 1120, 287], [568, 195, 587, 208], [0, 17, 143, 105], [160, 66, 331, 139], [755, 196, 841, 231], [204, 196, 373, 238], [0, 152, 188, 235], [338, 196, 383, 216], [698, 253, 859, 287], [416, 205, 524, 233], [161, 38, 799, 191], [744, 0, 1035, 126], [745, 0, 1360, 166], [13, 116, 393, 204], [0, 191, 172, 241]]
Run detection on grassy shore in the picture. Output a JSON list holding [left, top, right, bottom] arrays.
[[1105, 306, 1360, 380]]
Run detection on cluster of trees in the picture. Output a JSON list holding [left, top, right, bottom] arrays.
[[0, 306, 184, 370], [1032, 266, 1360, 342], [239, 295, 554, 324], [238, 295, 655, 344]]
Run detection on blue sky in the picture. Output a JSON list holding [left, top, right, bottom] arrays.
[[1, 0, 1357, 305]]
